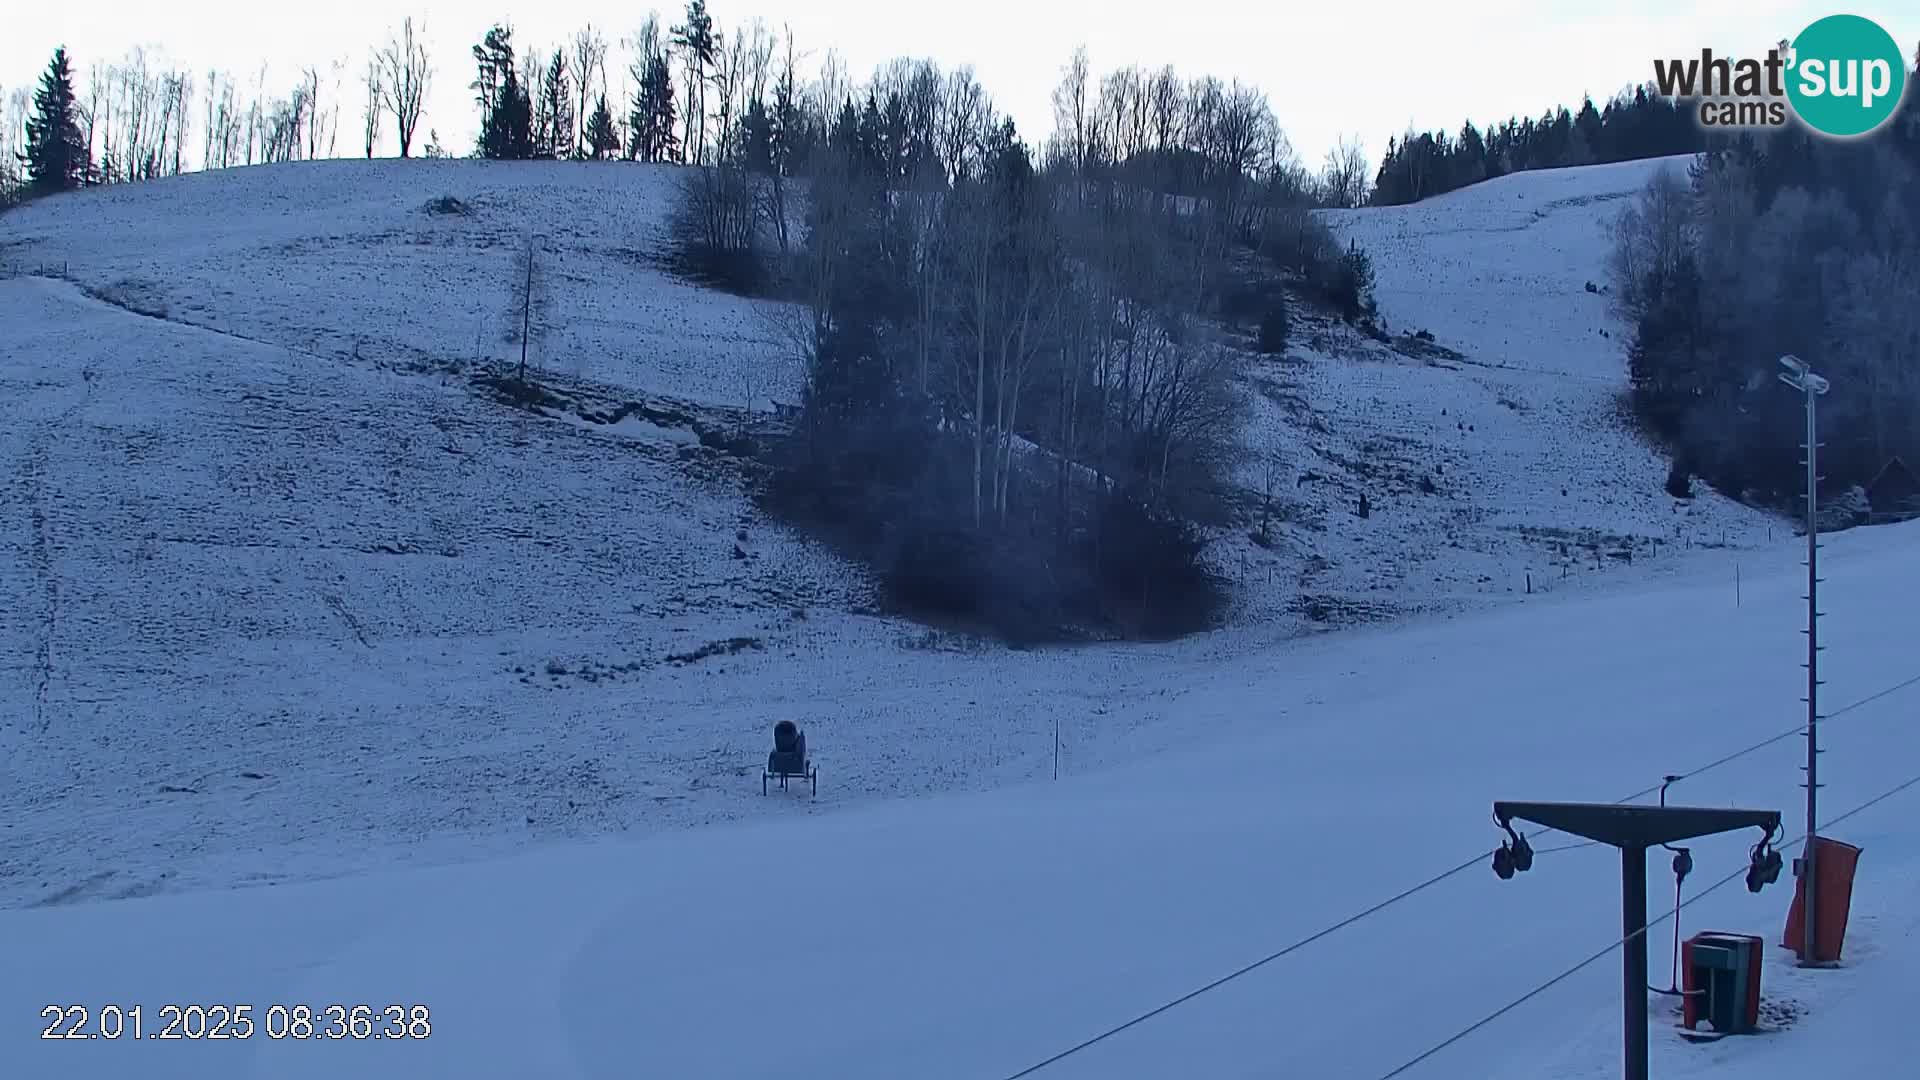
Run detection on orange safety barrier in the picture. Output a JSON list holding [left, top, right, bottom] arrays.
[[1782, 836, 1862, 963]]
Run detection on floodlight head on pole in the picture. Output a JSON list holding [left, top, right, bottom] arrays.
[[1777, 355, 1830, 395]]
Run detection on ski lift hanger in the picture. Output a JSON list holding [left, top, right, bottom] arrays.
[[1491, 799, 1783, 1080], [1494, 802, 1780, 850]]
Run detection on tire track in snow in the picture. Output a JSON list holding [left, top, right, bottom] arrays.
[[61, 275, 335, 363], [21, 364, 97, 734]]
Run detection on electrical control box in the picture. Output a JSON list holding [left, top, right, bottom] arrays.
[[1682, 932, 1763, 1035]]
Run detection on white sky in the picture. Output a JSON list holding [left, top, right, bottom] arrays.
[[6, 1, 1916, 168]]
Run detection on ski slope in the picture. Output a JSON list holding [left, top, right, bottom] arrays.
[[2, 153, 1902, 1078], [0, 154, 1781, 915], [0, 155, 1774, 638], [4, 513, 1916, 1080], [0, 159, 792, 407], [1227, 154, 1774, 625]]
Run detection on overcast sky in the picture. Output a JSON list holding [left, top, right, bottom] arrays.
[[6, 1, 1915, 168]]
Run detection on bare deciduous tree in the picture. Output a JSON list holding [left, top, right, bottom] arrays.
[[814, 48, 851, 127], [0, 86, 29, 198], [378, 16, 431, 158], [1607, 165, 1693, 323], [360, 58, 382, 158], [758, 26, 801, 253], [571, 25, 609, 159], [1049, 46, 1091, 178], [1320, 134, 1370, 209], [302, 67, 323, 161]]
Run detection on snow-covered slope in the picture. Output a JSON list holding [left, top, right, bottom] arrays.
[[0, 159, 793, 407], [5, 514, 1916, 1080], [1222, 154, 1772, 625], [0, 155, 1785, 912], [0, 156, 1776, 632]]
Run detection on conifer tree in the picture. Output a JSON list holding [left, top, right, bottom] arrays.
[[741, 98, 774, 172], [23, 47, 91, 195], [471, 25, 517, 151], [628, 53, 678, 162], [584, 94, 619, 160], [538, 50, 574, 159], [1574, 97, 1603, 159], [482, 65, 535, 160]]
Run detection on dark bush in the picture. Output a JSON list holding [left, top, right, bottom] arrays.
[[667, 164, 766, 295], [1258, 206, 1340, 278], [882, 521, 1066, 644], [1256, 295, 1290, 354], [1217, 280, 1266, 329], [762, 427, 1226, 643], [1256, 209, 1378, 325], [1324, 240, 1378, 323], [886, 523, 991, 616], [1665, 459, 1693, 499], [1082, 493, 1221, 638]]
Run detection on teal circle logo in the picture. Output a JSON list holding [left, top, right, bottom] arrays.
[[1785, 14, 1907, 137]]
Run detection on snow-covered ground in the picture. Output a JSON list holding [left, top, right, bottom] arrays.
[[4, 510, 1915, 1079], [0, 156, 1776, 634], [1222, 154, 1772, 625], [0, 160, 791, 407], [3, 153, 1906, 1077], [0, 154, 1805, 900]]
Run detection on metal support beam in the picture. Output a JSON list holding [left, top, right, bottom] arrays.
[[1493, 802, 1779, 849], [1780, 354, 1829, 968], [1801, 383, 1821, 968], [1623, 845, 1648, 1080]]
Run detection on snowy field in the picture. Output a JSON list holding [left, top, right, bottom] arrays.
[[4, 513, 1916, 1079], [0, 153, 1784, 913], [0, 155, 1775, 637], [1225, 154, 1774, 625], [3, 153, 1909, 1076], [0, 160, 789, 407]]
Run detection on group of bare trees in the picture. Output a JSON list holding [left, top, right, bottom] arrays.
[[150, 63, 347, 172], [629, 8, 1378, 637], [80, 51, 195, 182], [717, 44, 1364, 638], [7, 1, 1368, 206], [1319, 136, 1370, 209], [0, 16, 433, 195]]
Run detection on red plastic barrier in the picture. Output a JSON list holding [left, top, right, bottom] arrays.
[[1782, 836, 1862, 963]]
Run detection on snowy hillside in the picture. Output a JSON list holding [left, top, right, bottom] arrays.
[[0, 159, 792, 407], [5, 512, 1916, 1079], [0, 156, 1776, 633], [1222, 154, 1773, 625], [0, 155, 1788, 913]]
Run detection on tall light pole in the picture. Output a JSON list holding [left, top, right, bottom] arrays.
[[1778, 354, 1829, 967]]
